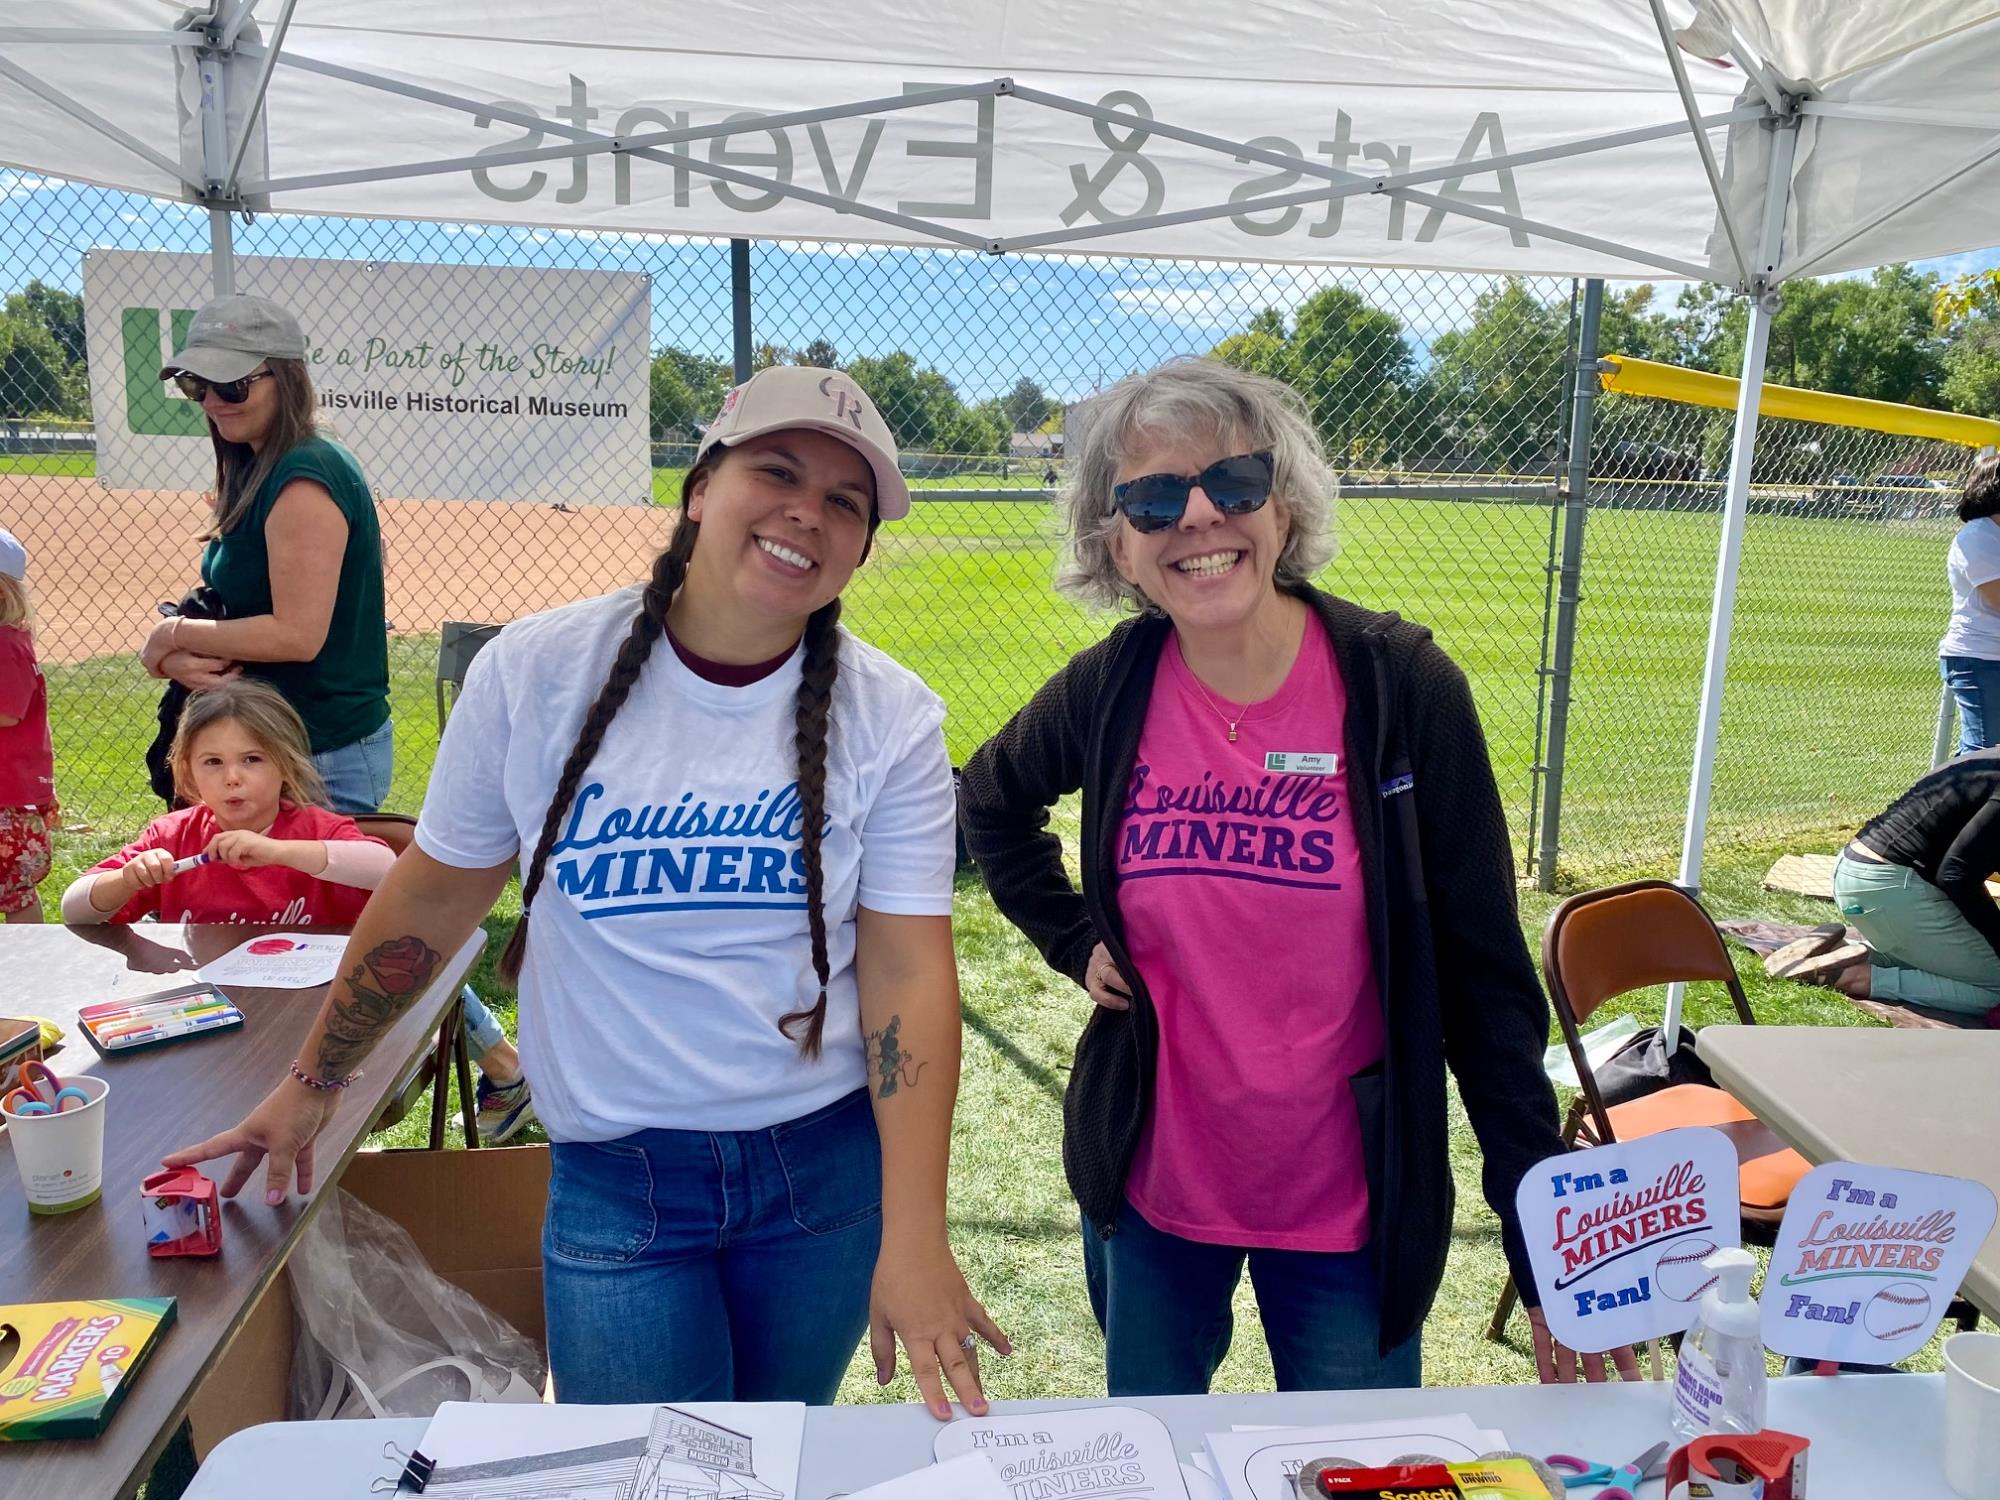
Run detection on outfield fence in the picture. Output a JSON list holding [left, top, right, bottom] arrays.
[[0, 179, 1974, 882]]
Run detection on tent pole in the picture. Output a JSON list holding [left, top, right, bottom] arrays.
[[731, 240, 753, 383], [1664, 116, 1799, 1049], [209, 209, 235, 297]]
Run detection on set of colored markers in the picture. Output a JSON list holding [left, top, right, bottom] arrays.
[[80, 982, 243, 1056]]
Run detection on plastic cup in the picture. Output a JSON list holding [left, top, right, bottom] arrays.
[[4, 1073, 110, 1214], [1946, 1331, 2000, 1500]]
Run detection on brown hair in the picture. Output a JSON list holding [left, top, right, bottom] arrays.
[[171, 678, 329, 809], [205, 357, 320, 539], [498, 448, 881, 1057], [1962, 452, 2000, 524]]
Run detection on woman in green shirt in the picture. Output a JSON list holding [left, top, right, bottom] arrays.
[[141, 296, 392, 812], [141, 296, 534, 1143]]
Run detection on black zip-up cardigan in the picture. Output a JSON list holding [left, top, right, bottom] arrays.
[[958, 585, 1563, 1352]]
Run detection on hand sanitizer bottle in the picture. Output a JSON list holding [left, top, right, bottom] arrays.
[[1670, 1246, 1767, 1442]]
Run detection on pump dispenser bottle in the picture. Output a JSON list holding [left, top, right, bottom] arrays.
[[1670, 1246, 1767, 1442]]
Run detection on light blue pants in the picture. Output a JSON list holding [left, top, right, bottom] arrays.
[[1834, 853, 2000, 1016]]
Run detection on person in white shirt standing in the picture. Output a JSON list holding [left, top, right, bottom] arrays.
[[1940, 453, 2000, 753], [166, 366, 1010, 1417]]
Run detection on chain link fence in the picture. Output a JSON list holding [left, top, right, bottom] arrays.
[[0, 172, 1971, 880]]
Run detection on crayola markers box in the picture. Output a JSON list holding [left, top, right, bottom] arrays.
[[0, 1298, 176, 1440]]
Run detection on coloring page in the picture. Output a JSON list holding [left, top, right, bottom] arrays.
[[417, 1399, 804, 1499], [935, 1405, 1189, 1500]]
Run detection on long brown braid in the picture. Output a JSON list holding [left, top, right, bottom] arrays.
[[774, 597, 843, 1057], [499, 454, 877, 1060]]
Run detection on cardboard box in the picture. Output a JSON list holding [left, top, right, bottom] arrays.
[[186, 1144, 549, 1458]]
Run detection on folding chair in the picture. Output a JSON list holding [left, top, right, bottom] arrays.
[[353, 814, 480, 1150], [1487, 878, 1809, 1340], [435, 622, 504, 732]]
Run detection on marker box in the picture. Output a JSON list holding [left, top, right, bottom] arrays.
[[78, 982, 244, 1057]]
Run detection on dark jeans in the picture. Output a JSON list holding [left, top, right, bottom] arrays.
[[542, 1088, 881, 1404], [1082, 1197, 1419, 1396], [1942, 655, 2000, 755]]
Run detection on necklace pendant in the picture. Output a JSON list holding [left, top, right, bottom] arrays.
[[1227, 723, 1239, 743]]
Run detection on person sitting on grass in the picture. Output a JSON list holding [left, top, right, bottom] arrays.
[[1774, 748, 2000, 1022], [60, 678, 536, 1135]]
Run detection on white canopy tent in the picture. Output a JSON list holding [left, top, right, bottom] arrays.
[[6, 0, 2000, 1034]]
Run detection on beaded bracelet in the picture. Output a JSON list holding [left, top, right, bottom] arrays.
[[289, 1061, 359, 1092]]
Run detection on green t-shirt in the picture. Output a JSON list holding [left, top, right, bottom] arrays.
[[201, 436, 389, 753]]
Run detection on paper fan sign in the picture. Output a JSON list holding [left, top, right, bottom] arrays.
[[1760, 1162, 1997, 1366], [1512, 1126, 1742, 1353]]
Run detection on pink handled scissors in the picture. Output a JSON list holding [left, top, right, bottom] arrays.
[[1546, 1440, 1670, 1500]]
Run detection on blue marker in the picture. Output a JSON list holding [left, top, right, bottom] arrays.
[[169, 853, 212, 876]]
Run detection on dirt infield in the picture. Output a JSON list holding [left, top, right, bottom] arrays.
[[1, 474, 672, 665]]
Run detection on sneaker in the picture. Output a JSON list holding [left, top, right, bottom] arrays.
[[473, 1073, 535, 1144], [1762, 923, 1850, 978]]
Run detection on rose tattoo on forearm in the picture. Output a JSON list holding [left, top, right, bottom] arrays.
[[315, 934, 442, 1081]]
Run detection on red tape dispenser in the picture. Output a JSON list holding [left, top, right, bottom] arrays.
[[141, 1167, 222, 1258], [1666, 1430, 1809, 1500]]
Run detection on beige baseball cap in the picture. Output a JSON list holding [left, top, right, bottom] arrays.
[[696, 366, 910, 521]]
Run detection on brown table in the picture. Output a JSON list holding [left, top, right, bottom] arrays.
[[0, 923, 483, 1498], [1697, 1025, 2000, 1319]]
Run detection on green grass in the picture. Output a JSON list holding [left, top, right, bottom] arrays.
[[23, 470, 1965, 1402]]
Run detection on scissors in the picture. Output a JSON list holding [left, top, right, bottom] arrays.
[[1546, 1440, 1670, 1500], [4, 1061, 87, 1116]]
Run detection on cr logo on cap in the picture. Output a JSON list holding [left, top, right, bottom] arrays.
[[818, 375, 867, 431]]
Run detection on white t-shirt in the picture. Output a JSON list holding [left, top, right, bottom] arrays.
[[415, 586, 956, 1140], [1942, 518, 2000, 660]]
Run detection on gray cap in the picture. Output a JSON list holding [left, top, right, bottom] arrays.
[[161, 295, 306, 383], [0, 527, 23, 582]]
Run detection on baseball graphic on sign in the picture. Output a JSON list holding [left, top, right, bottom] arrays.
[[1864, 1282, 1933, 1342], [1655, 1236, 1720, 1301]]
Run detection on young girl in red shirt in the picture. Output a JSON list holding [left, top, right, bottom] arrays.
[[0, 527, 57, 922], [63, 679, 392, 926]]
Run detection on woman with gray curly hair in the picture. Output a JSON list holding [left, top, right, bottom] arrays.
[[960, 357, 1633, 1395]]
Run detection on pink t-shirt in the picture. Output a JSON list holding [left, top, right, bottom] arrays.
[[0, 626, 55, 808], [1119, 615, 1384, 1252], [89, 803, 386, 926]]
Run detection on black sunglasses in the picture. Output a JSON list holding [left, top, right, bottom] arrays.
[[1112, 452, 1275, 533], [171, 369, 274, 405]]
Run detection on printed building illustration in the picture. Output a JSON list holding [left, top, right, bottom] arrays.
[[423, 1405, 786, 1500]]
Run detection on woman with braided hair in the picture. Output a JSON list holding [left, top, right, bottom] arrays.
[[167, 366, 1009, 1415]]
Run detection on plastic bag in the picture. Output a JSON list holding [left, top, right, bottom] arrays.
[[287, 1186, 546, 1420], [1541, 1013, 1639, 1088]]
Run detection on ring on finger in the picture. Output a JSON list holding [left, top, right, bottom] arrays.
[[958, 1333, 977, 1352]]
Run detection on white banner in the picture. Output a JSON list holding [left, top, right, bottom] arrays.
[[83, 250, 651, 505]]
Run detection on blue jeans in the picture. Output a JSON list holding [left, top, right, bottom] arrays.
[[313, 718, 394, 817], [1082, 1198, 1419, 1396], [542, 1087, 882, 1404], [1942, 656, 2000, 755]]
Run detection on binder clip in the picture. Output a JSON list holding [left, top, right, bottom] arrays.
[[369, 1439, 438, 1494], [140, 1168, 222, 1258]]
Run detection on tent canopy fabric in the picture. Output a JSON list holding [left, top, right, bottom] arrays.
[[3, 1, 1998, 282]]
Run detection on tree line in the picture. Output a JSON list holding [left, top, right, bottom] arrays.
[[1206, 264, 2000, 478], [5, 265, 1997, 481]]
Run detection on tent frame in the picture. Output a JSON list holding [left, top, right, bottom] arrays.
[[16, 4, 1997, 1003]]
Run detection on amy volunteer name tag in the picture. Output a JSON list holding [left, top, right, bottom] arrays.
[[1264, 751, 1339, 775]]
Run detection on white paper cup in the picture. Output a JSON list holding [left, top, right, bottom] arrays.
[[1946, 1331, 2000, 1500], [4, 1073, 109, 1214]]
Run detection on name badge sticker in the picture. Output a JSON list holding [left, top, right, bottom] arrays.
[[1264, 751, 1339, 775]]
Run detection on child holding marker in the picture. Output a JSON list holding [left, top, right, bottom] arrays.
[[62, 679, 393, 926], [0, 527, 57, 923]]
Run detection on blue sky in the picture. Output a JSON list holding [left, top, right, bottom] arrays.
[[4, 171, 1995, 405]]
